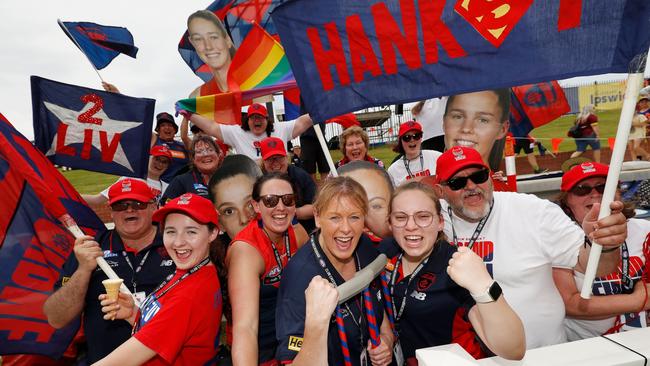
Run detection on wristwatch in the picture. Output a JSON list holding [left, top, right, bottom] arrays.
[[470, 280, 502, 303]]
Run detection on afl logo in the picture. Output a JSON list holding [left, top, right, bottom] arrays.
[[417, 272, 436, 292]]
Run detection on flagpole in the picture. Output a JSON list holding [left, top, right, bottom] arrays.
[[314, 124, 339, 177], [580, 54, 647, 299], [57, 19, 105, 84]]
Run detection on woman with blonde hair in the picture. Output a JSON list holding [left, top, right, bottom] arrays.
[[336, 126, 384, 169], [570, 104, 601, 163]]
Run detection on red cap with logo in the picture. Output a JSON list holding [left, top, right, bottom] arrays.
[[435, 146, 488, 183], [152, 193, 219, 226], [260, 137, 287, 160], [247, 103, 268, 118], [150, 144, 172, 159], [398, 120, 423, 138], [561, 162, 609, 192], [108, 178, 155, 205]]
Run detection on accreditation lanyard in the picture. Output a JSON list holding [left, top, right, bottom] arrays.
[[403, 153, 424, 179], [109, 231, 151, 293], [262, 225, 291, 273], [388, 254, 430, 330], [133, 257, 210, 334], [620, 241, 633, 293], [448, 200, 493, 250]]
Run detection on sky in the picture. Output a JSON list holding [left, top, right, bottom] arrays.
[[0, 1, 648, 141]]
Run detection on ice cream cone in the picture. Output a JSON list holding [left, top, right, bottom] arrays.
[[102, 279, 123, 320]]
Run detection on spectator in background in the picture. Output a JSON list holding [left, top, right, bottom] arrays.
[[513, 135, 548, 174], [299, 125, 330, 181], [83, 145, 172, 206], [569, 105, 601, 163], [290, 144, 303, 169], [411, 97, 448, 152], [335, 126, 384, 169], [161, 135, 223, 203], [151, 112, 190, 182], [388, 120, 442, 186], [260, 137, 316, 233]]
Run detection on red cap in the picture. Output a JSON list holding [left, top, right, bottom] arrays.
[[260, 137, 287, 160], [247, 103, 268, 118], [108, 178, 155, 205], [398, 120, 423, 138], [561, 162, 609, 192], [150, 145, 172, 159], [153, 193, 219, 226], [435, 147, 488, 183]]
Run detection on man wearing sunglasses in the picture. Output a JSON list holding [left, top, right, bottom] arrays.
[[44, 179, 175, 364], [259, 137, 316, 233], [433, 146, 629, 350]]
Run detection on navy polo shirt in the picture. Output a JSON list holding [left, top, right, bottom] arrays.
[[276, 234, 384, 366], [287, 165, 316, 233], [160, 169, 209, 205], [155, 138, 189, 183], [55, 230, 175, 364], [388, 241, 479, 361]]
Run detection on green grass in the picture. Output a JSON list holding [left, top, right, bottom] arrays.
[[61, 169, 119, 194]]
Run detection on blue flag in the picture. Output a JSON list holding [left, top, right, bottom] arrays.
[[0, 112, 105, 357], [31, 76, 155, 178], [272, 0, 650, 121], [59, 20, 138, 70]]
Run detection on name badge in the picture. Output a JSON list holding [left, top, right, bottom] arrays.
[[134, 291, 146, 305], [394, 340, 405, 366]]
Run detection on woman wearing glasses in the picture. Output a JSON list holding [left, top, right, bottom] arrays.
[[161, 135, 223, 203], [553, 162, 650, 341], [388, 120, 442, 186], [227, 173, 309, 365], [386, 181, 525, 363]]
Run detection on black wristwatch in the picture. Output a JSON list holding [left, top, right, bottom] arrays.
[[470, 281, 502, 303]]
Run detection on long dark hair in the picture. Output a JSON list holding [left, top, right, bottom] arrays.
[[252, 172, 298, 204]]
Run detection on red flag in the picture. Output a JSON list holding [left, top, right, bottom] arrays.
[[325, 113, 360, 129], [513, 81, 570, 129]]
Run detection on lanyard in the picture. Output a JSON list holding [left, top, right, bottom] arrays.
[[620, 241, 633, 293], [121, 250, 150, 293], [261, 224, 291, 273], [403, 153, 424, 179], [448, 200, 494, 250], [388, 254, 430, 325]]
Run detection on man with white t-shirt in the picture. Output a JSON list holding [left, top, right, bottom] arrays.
[[433, 146, 628, 349], [184, 103, 314, 160]]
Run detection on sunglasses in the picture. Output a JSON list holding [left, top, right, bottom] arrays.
[[259, 194, 296, 208], [443, 168, 490, 191], [111, 200, 151, 212], [401, 132, 423, 142], [570, 183, 606, 196]]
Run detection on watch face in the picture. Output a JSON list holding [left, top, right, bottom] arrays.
[[489, 282, 502, 301]]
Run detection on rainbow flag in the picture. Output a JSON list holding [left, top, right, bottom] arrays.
[[228, 22, 296, 94], [176, 92, 242, 125]]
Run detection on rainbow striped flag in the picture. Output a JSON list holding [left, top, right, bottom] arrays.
[[176, 92, 242, 125], [228, 22, 296, 94]]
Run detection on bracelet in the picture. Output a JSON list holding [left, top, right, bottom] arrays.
[[601, 245, 622, 253]]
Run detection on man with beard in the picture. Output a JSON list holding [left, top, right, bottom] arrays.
[[44, 179, 175, 364], [433, 146, 629, 349]]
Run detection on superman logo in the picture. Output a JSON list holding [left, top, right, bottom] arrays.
[[454, 0, 533, 48]]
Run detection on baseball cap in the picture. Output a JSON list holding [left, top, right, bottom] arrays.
[[108, 178, 156, 205], [561, 162, 609, 192], [155, 112, 178, 133], [247, 103, 268, 118], [435, 146, 489, 183], [152, 193, 219, 226], [398, 120, 423, 138], [260, 137, 287, 160], [150, 145, 172, 159]]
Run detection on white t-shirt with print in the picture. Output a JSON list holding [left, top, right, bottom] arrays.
[[387, 149, 442, 186], [414, 97, 447, 140], [441, 192, 583, 349], [101, 177, 168, 203], [565, 218, 649, 341], [220, 120, 296, 159]]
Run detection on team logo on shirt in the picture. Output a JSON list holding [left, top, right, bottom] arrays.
[[103, 250, 118, 258], [263, 266, 282, 286], [288, 336, 303, 351], [417, 272, 436, 291], [254, 141, 261, 156]]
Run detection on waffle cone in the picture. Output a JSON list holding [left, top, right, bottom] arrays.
[[102, 279, 123, 301]]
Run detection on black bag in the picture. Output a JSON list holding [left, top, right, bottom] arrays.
[[567, 124, 582, 138]]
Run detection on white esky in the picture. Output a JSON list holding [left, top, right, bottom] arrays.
[[0, 1, 648, 141]]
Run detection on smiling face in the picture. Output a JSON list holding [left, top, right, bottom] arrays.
[[437, 166, 493, 223], [401, 130, 423, 160], [390, 189, 444, 263], [158, 122, 176, 141], [344, 135, 368, 161], [341, 168, 392, 238], [188, 17, 232, 73], [263, 155, 288, 174], [193, 140, 221, 175], [162, 213, 217, 270], [315, 196, 365, 265], [252, 178, 296, 239], [212, 174, 256, 239], [443, 91, 509, 163], [149, 155, 170, 177], [247, 114, 269, 136], [111, 200, 156, 241], [566, 176, 606, 223]]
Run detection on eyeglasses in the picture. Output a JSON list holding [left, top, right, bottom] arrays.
[[570, 183, 606, 196], [111, 200, 151, 212], [401, 132, 423, 142], [194, 148, 216, 157], [443, 168, 490, 191], [390, 211, 435, 228], [259, 194, 296, 208]]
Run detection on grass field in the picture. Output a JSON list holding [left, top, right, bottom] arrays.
[[63, 107, 625, 193]]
